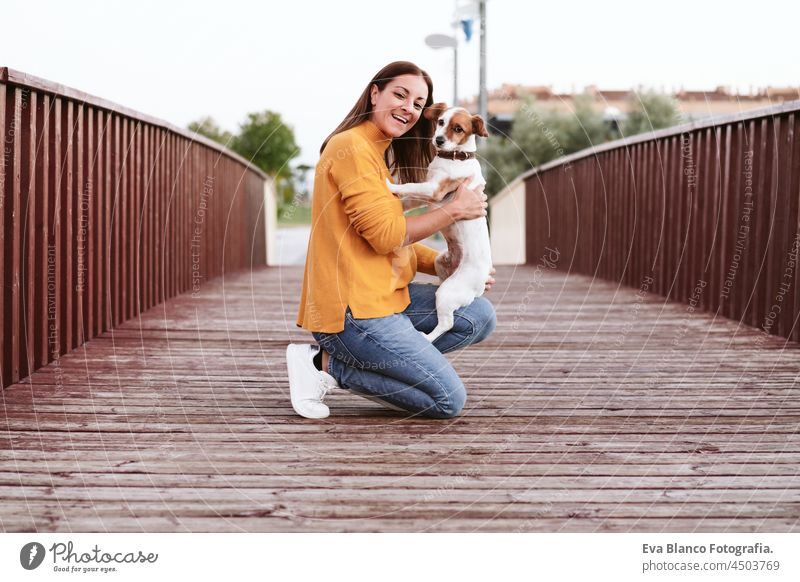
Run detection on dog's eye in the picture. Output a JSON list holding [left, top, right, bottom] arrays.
[[438, 119, 444, 126], [454, 126, 463, 133]]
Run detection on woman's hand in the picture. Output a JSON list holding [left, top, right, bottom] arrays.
[[484, 267, 496, 293], [446, 177, 487, 222]]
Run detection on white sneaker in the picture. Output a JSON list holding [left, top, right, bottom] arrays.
[[286, 344, 339, 419]]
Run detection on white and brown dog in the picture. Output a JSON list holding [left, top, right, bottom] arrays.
[[387, 103, 493, 343]]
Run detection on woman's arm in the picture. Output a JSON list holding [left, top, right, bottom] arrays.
[[329, 136, 407, 255], [403, 206, 462, 246], [402, 178, 487, 246]]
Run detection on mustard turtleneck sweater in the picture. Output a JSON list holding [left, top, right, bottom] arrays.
[[295, 119, 441, 333]]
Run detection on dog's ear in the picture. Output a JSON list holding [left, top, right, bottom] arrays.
[[424, 102, 448, 121], [471, 115, 489, 137]]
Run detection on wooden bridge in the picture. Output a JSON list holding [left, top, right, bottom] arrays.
[[1, 69, 799, 532]]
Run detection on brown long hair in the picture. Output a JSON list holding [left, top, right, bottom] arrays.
[[320, 61, 436, 184]]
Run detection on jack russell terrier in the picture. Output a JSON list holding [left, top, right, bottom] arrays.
[[387, 103, 493, 343]]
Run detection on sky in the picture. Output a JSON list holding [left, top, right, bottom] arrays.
[[2, 0, 798, 172]]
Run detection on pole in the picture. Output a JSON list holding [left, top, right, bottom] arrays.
[[478, 0, 487, 137], [453, 45, 458, 106]]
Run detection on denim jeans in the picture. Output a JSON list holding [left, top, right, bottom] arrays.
[[311, 282, 497, 419]]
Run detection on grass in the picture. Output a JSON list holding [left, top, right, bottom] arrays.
[[277, 204, 312, 226]]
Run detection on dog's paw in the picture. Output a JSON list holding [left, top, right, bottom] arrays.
[[386, 177, 400, 193]]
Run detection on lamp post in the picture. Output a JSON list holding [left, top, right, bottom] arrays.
[[478, 0, 487, 127], [424, 34, 459, 106], [428, 0, 488, 138], [452, 0, 487, 140]]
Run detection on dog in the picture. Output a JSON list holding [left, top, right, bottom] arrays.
[[387, 103, 493, 343]]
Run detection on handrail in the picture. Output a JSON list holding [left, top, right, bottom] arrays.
[[0, 67, 267, 179], [0, 67, 267, 180], [511, 99, 800, 343], [512, 98, 800, 182], [1, 68, 268, 387]]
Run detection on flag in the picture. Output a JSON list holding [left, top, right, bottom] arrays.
[[461, 18, 473, 42]]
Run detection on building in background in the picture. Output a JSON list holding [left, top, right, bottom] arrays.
[[461, 84, 800, 135]]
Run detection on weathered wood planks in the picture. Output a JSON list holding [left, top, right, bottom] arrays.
[[1, 265, 799, 532]]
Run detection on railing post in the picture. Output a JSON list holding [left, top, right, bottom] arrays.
[[0, 67, 270, 388], [493, 98, 800, 343]]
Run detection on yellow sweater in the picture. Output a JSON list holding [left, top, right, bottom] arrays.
[[296, 119, 441, 333]]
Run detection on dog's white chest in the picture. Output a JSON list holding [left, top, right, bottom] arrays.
[[426, 158, 485, 187]]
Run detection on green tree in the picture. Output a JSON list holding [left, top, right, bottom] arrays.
[[621, 89, 681, 137], [481, 90, 683, 197], [292, 163, 313, 204], [481, 134, 526, 201], [275, 174, 299, 207], [231, 111, 299, 180], [189, 111, 307, 223], [187, 116, 233, 146], [481, 93, 607, 197]]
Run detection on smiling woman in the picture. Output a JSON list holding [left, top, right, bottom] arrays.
[[373, 78, 427, 134], [319, 62, 436, 185], [287, 60, 496, 420]]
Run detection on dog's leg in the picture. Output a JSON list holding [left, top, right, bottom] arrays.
[[387, 177, 466, 203], [422, 281, 473, 343], [434, 252, 451, 282], [431, 177, 468, 201], [434, 250, 463, 282], [424, 309, 455, 344], [386, 179, 438, 199]]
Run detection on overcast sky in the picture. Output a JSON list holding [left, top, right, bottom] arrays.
[[2, 0, 797, 170]]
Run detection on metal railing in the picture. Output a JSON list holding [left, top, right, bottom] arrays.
[[1, 68, 268, 387], [516, 100, 800, 342]]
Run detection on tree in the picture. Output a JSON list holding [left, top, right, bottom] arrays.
[[293, 163, 314, 204], [188, 111, 303, 212], [481, 134, 527, 201], [275, 174, 300, 207], [621, 89, 681, 137], [187, 116, 233, 146], [481, 89, 684, 197], [481, 93, 607, 197], [230, 111, 299, 180]]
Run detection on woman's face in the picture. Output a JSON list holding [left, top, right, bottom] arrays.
[[369, 74, 429, 138]]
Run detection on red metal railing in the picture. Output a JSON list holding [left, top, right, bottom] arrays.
[[1, 68, 268, 387], [523, 100, 800, 342]]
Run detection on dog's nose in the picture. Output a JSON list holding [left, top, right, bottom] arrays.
[[435, 136, 445, 146]]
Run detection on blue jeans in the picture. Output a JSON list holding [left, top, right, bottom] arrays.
[[311, 283, 497, 419]]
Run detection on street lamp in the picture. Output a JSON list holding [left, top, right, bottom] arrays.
[[425, 33, 458, 106], [478, 0, 487, 131], [451, 0, 487, 140]]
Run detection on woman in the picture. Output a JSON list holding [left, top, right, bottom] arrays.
[[288, 60, 496, 420]]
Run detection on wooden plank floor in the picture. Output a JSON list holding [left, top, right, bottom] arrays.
[[2, 265, 799, 532]]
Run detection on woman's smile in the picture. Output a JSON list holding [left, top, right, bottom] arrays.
[[391, 113, 409, 126]]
